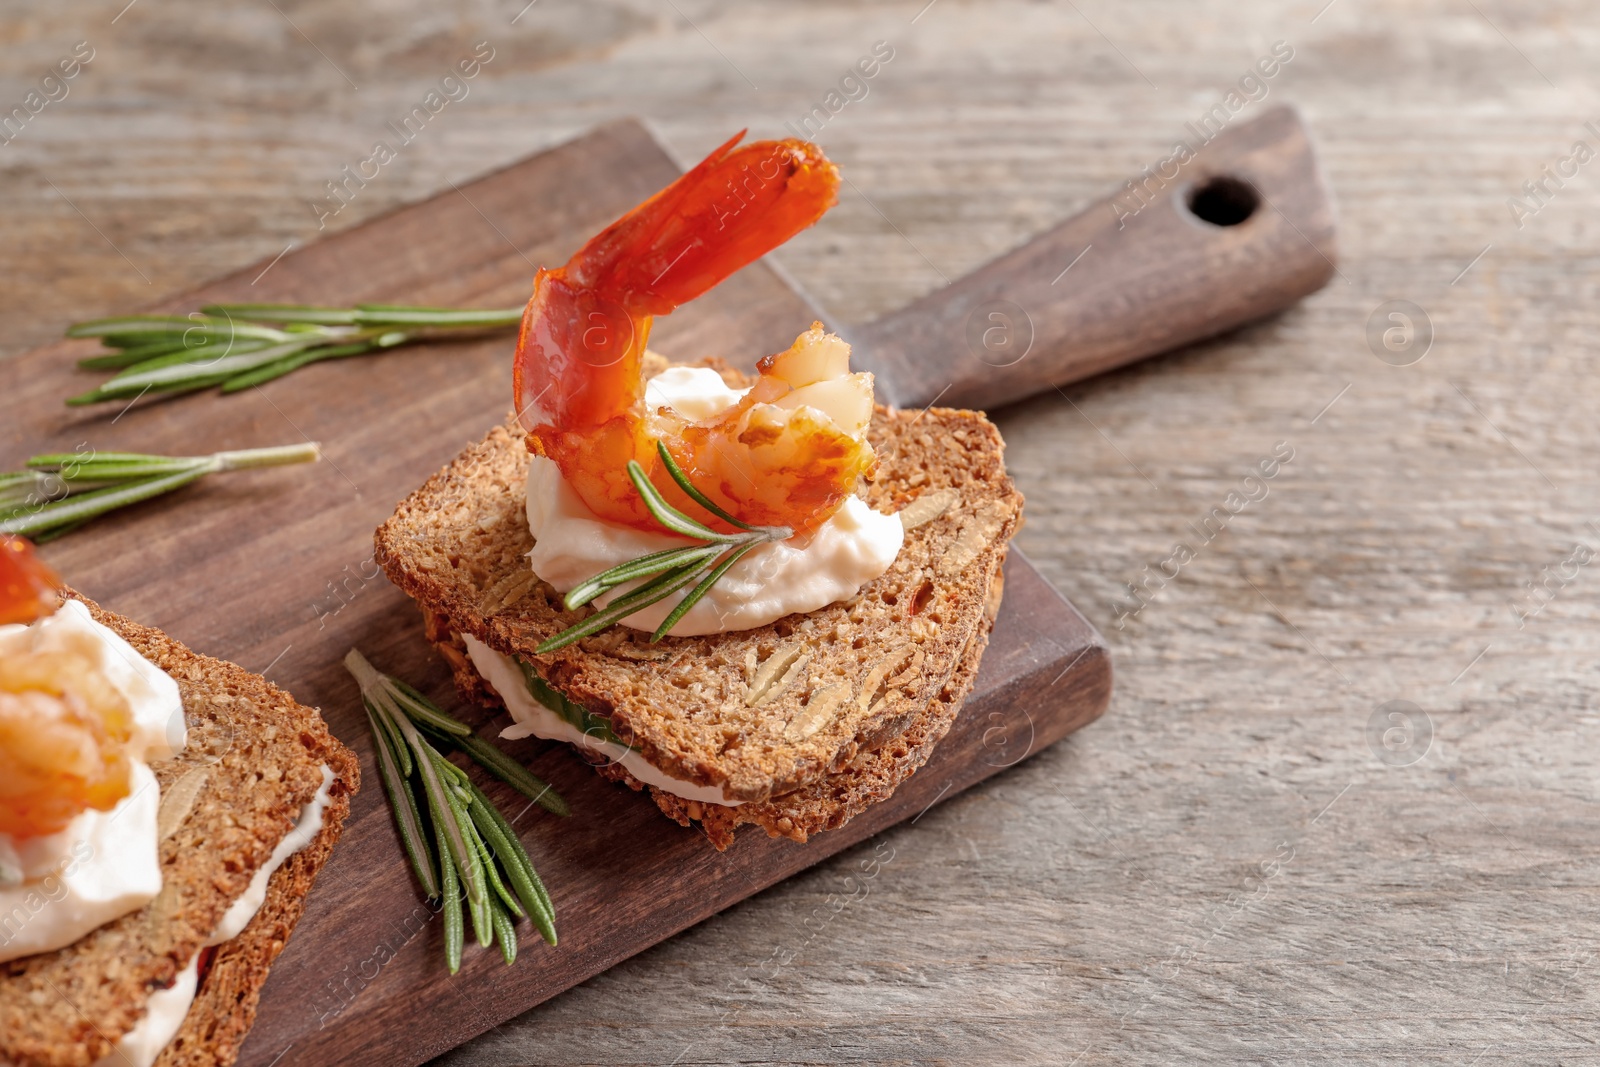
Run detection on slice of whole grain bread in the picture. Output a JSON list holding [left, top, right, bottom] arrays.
[[599, 571, 999, 849], [0, 592, 359, 1067], [435, 562, 999, 850], [375, 364, 1022, 806]]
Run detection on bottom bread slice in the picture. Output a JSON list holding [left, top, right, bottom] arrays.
[[153, 779, 349, 1067], [0, 593, 358, 1067], [597, 610, 993, 849], [429, 563, 1003, 851]]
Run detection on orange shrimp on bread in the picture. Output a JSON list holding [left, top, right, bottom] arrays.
[[512, 132, 875, 537], [0, 537, 134, 840]]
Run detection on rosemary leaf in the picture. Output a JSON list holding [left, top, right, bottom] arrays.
[[594, 551, 713, 609], [421, 722, 569, 816], [365, 694, 413, 777], [366, 706, 439, 898], [562, 542, 723, 610], [625, 460, 746, 543], [654, 440, 760, 532], [66, 376, 239, 405], [96, 334, 188, 350], [352, 305, 523, 327], [117, 338, 278, 376], [650, 540, 763, 642], [490, 899, 518, 965], [30, 457, 209, 481], [66, 315, 288, 343], [217, 356, 309, 393], [446, 782, 492, 948], [430, 748, 473, 789], [67, 302, 525, 403], [98, 334, 179, 350], [502, 852, 555, 944], [200, 303, 361, 325], [62, 388, 120, 407], [399, 706, 484, 909], [95, 339, 320, 396], [386, 678, 475, 736], [218, 341, 376, 393], [1, 443, 320, 540], [437, 819, 465, 975], [535, 558, 712, 653], [466, 789, 541, 922], [470, 783, 556, 945], [472, 818, 524, 919], [77, 342, 187, 371], [29, 449, 195, 469], [0, 472, 58, 512], [0, 468, 211, 538], [66, 373, 214, 405]]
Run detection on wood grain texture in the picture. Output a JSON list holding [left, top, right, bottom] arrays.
[[0, 120, 1109, 1065], [5, 1, 1599, 1063]]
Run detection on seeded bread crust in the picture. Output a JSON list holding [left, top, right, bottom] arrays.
[[0, 592, 359, 1067], [375, 365, 1022, 805]]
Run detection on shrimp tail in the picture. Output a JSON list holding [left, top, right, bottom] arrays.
[[571, 130, 840, 312], [514, 132, 839, 435]]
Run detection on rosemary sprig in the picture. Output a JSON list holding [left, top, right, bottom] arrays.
[[345, 650, 562, 974], [0, 443, 320, 542], [64, 302, 523, 405], [536, 442, 792, 653]]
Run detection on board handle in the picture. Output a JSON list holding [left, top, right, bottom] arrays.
[[852, 105, 1338, 411]]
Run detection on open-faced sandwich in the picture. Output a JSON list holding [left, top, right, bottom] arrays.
[[376, 133, 1021, 850], [0, 537, 358, 1067]]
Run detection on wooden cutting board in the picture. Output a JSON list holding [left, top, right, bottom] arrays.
[[0, 111, 1333, 1065]]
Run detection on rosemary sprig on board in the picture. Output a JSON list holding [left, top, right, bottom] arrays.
[[536, 442, 792, 653], [345, 650, 563, 974], [64, 303, 523, 406], [0, 443, 320, 542]]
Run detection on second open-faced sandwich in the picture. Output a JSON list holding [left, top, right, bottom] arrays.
[[0, 537, 358, 1067], [376, 133, 1020, 849]]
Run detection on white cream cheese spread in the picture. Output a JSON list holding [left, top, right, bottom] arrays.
[[99, 954, 198, 1067], [94, 765, 336, 1067], [524, 366, 903, 638], [0, 600, 185, 964], [214, 764, 336, 943], [462, 634, 740, 807]]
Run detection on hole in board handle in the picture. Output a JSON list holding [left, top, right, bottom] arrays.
[[1184, 175, 1259, 227]]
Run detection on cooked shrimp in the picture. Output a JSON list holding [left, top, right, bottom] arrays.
[[0, 536, 63, 627], [0, 651, 133, 839], [0, 539, 131, 839], [513, 131, 875, 536]]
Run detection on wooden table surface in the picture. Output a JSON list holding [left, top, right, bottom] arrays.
[[4, 2, 1596, 1063]]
